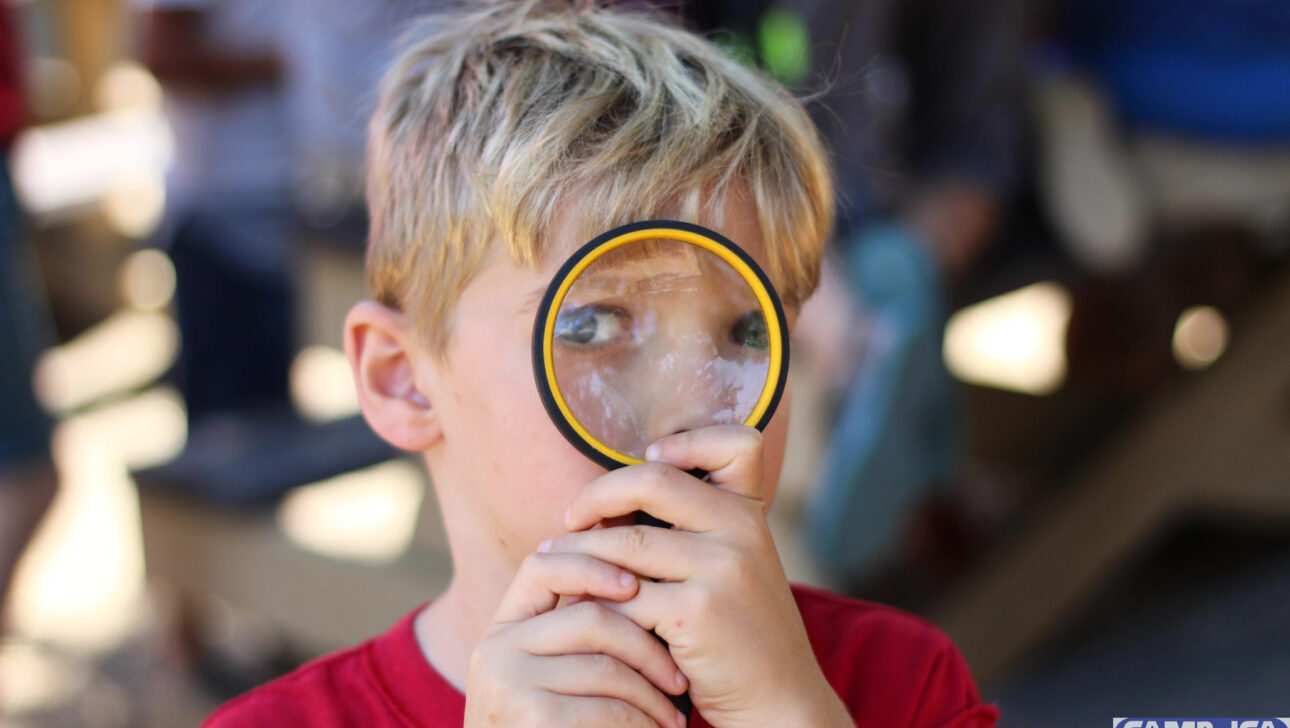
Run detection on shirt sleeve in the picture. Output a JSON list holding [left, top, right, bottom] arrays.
[[908, 633, 1000, 728], [0, 1, 24, 143]]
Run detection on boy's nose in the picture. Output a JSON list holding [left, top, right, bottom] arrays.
[[643, 399, 732, 445], [645, 415, 706, 449]]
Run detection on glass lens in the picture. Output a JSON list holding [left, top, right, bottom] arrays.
[[550, 237, 771, 459]]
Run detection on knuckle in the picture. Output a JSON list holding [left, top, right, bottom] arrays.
[[732, 502, 769, 535], [588, 653, 620, 680], [518, 551, 546, 574], [620, 525, 649, 553], [683, 583, 718, 617], [470, 634, 503, 667], [712, 544, 749, 580], [529, 696, 563, 726], [468, 639, 511, 687], [572, 599, 610, 628], [639, 461, 673, 483], [671, 428, 697, 450], [466, 648, 489, 678], [737, 425, 764, 452], [570, 599, 610, 628], [602, 698, 637, 725]]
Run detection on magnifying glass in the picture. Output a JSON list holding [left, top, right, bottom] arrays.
[[533, 219, 789, 478], [532, 220, 789, 717]]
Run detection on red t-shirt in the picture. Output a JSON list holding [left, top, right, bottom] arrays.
[[204, 583, 999, 727], [0, 2, 26, 144]]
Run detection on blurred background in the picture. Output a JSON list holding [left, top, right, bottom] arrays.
[[0, 0, 1287, 725]]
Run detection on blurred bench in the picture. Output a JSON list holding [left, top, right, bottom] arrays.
[[138, 466, 452, 656], [136, 225, 453, 658]]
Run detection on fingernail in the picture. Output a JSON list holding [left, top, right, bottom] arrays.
[[675, 708, 687, 727], [645, 443, 661, 461], [675, 669, 687, 688], [563, 505, 572, 525], [619, 571, 635, 588], [538, 539, 552, 553]]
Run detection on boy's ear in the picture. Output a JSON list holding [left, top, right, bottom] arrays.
[[344, 300, 443, 452]]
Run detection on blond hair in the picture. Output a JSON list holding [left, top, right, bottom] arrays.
[[367, 0, 834, 352]]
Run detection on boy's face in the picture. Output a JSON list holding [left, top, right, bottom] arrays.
[[551, 235, 776, 460], [415, 193, 793, 568]]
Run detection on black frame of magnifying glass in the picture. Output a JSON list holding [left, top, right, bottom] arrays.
[[531, 219, 790, 473]]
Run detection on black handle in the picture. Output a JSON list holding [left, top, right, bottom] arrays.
[[632, 508, 694, 720]]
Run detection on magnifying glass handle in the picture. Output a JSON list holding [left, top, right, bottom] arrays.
[[632, 466, 704, 720], [634, 466, 707, 529], [628, 579, 692, 718], [634, 511, 672, 529], [663, 661, 693, 717], [633, 509, 690, 715]]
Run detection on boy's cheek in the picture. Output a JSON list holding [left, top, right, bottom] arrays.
[[485, 434, 606, 552], [438, 383, 592, 559]]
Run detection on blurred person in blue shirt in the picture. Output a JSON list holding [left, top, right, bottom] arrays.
[[757, 0, 1024, 589], [1064, 0, 1290, 144]]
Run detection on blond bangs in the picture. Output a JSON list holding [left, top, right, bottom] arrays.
[[367, 0, 833, 352]]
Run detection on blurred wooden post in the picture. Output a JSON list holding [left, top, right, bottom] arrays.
[[59, 0, 125, 116], [934, 266, 1290, 688]]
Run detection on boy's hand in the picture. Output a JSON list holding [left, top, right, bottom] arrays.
[[463, 545, 691, 728], [546, 425, 855, 728]]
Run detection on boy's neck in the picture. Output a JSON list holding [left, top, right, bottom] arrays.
[[413, 459, 538, 691], [413, 567, 509, 693]]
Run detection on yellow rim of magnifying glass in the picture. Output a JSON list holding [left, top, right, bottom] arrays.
[[540, 224, 784, 467]]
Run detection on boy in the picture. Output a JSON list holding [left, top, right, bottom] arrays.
[[205, 1, 999, 726]]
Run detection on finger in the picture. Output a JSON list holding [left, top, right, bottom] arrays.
[[514, 601, 687, 696], [493, 551, 638, 625], [645, 424, 765, 500], [537, 653, 685, 728], [593, 580, 676, 641], [546, 525, 714, 583], [550, 694, 678, 728], [565, 462, 726, 533]]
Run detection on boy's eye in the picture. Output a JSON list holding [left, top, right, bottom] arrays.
[[555, 304, 629, 346], [730, 310, 769, 351]]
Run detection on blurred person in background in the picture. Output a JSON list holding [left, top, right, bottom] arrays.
[[798, 0, 1021, 280], [0, 0, 57, 618], [136, 0, 296, 483], [659, 0, 1022, 594], [134, 0, 437, 504], [776, 0, 1023, 592], [280, 0, 432, 235]]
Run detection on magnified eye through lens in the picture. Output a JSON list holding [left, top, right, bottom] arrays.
[[554, 304, 631, 346], [731, 310, 770, 351], [535, 222, 788, 467]]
